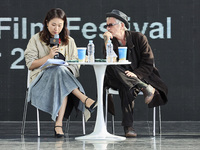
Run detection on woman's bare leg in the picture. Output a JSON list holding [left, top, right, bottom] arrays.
[[55, 96, 68, 134], [72, 88, 95, 108], [55, 88, 95, 135]]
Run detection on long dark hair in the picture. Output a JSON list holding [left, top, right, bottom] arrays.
[[39, 8, 69, 45]]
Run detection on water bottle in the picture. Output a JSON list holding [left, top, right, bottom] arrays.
[[87, 40, 95, 63], [106, 39, 113, 63]]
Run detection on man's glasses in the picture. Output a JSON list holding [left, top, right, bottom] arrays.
[[105, 23, 119, 28]]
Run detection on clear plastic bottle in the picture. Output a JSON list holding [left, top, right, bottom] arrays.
[[87, 40, 95, 63], [106, 39, 113, 63]]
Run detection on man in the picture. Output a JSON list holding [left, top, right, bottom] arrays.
[[103, 9, 168, 137]]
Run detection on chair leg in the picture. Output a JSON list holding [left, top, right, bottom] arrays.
[[65, 114, 85, 135], [158, 106, 162, 134], [106, 89, 115, 134], [36, 108, 40, 137], [82, 112, 86, 135], [111, 115, 115, 134], [65, 116, 70, 134], [21, 89, 40, 136], [153, 107, 156, 136], [21, 90, 28, 135], [105, 89, 108, 128]]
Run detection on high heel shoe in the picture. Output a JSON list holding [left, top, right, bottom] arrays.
[[85, 97, 97, 113], [54, 126, 65, 138]]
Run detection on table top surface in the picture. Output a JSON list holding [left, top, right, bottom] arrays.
[[67, 61, 131, 65]]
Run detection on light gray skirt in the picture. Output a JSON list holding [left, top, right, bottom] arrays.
[[27, 66, 90, 121]]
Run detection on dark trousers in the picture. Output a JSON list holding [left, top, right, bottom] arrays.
[[104, 65, 141, 127]]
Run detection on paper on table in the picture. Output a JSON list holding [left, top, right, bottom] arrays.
[[40, 59, 68, 70]]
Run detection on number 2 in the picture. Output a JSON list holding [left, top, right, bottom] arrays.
[[10, 48, 25, 69]]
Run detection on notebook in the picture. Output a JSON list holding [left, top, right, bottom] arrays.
[[40, 58, 68, 70]]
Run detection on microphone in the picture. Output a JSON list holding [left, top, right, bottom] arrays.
[[50, 34, 59, 59]]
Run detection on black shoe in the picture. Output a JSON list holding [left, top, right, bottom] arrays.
[[54, 126, 65, 138], [85, 97, 97, 113], [124, 126, 137, 137]]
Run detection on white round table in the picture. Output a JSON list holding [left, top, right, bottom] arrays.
[[68, 61, 131, 141]]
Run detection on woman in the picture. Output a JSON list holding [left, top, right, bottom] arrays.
[[24, 8, 96, 138]]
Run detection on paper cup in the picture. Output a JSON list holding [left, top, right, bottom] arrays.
[[77, 47, 86, 62], [118, 47, 127, 61]]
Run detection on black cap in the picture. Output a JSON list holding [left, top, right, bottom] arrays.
[[106, 9, 129, 28]]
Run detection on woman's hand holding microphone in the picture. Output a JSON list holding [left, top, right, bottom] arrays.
[[49, 45, 59, 58]]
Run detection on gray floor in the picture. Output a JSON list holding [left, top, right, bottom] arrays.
[[0, 121, 200, 150]]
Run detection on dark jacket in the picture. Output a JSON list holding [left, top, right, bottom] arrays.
[[104, 30, 168, 108]]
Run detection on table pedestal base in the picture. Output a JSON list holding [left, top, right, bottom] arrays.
[[75, 131, 126, 141]]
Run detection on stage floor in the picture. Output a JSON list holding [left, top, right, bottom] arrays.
[[0, 121, 200, 150]]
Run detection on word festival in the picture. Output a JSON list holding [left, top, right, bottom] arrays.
[[0, 16, 171, 70], [0, 17, 171, 40]]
